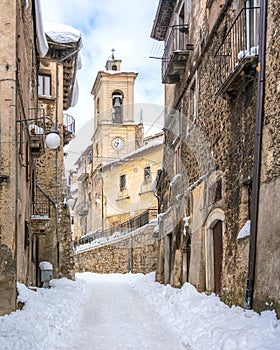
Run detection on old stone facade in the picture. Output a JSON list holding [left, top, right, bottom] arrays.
[[0, 1, 81, 316], [151, 0, 280, 316], [36, 23, 82, 281], [0, 0, 42, 316], [75, 224, 158, 274]]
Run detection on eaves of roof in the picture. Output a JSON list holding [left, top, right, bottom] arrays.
[[150, 0, 176, 41]]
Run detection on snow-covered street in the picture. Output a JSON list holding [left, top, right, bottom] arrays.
[[70, 275, 187, 350], [0, 272, 279, 350]]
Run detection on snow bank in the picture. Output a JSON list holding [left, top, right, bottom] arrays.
[[128, 273, 280, 350], [0, 278, 87, 350]]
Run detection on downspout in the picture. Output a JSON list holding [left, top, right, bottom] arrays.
[[55, 48, 80, 266], [244, 0, 267, 310]]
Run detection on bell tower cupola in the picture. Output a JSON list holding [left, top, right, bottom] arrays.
[[105, 48, 122, 71], [90, 50, 143, 167]]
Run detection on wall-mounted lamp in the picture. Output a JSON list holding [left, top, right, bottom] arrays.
[[66, 196, 75, 208], [17, 115, 61, 150], [45, 127, 60, 149]]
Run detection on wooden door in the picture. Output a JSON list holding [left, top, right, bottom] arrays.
[[213, 220, 223, 295]]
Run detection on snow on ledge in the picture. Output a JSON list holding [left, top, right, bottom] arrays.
[[39, 261, 53, 270], [237, 220, 251, 239]]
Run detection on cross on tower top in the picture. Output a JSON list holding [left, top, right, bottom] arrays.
[[111, 48, 115, 60]]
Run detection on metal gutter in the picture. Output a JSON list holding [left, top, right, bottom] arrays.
[[244, 0, 267, 310]]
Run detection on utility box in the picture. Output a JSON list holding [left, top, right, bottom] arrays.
[[39, 261, 53, 288]]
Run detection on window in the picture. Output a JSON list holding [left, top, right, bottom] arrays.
[[174, 145, 181, 175], [178, 5, 185, 50], [144, 166, 151, 182], [190, 78, 197, 122], [38, 74, 51, 96], [120, 174, 126, 191], [245, 0, 260, 53], [208, 178, 222, 205]]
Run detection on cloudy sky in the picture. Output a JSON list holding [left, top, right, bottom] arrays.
[[40, 0, 164, 133]]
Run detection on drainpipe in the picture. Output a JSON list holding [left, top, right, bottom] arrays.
[[55, 48, 80, 266], [244, 0, 267, 310]]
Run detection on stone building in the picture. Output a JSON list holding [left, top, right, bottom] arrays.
[[36, 22, 82, 280], [71, 55, 163, 245], [0, 0, 81, 316], [151, 0, 280, 316], [0, 0, 46, 316]]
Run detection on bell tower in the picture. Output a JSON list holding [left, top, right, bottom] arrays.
[[90, 51, 143, 168]]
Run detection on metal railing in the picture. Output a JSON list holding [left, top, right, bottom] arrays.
[[162, 24, 190, 82], [31, 201, 50, 218], [63, 113, 75, 135], [78, 208, 158, 245], [215, 6, 260, 88]]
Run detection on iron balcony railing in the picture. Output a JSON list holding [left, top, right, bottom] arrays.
[[162, 24, 192, 83], [31, 200, 50, 218], [215, 6, 260, 90], [78, 208, 158, 245], [63, 113, 75, 145], [63, 113, 75, 135]]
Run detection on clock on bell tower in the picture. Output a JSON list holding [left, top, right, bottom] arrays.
[[90, 50, 143, 168]]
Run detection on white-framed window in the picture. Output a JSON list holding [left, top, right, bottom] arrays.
[[38, 74, 51, 97]]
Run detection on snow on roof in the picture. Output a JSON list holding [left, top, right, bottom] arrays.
[[35, 0, 48, 57], [104, 69, 138, 75], [44, 21, 82, 46], [102, 140, 163, 169]]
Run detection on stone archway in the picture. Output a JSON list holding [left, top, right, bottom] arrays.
[[205, 208, 225, 293]]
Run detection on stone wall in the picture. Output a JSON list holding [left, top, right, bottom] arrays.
[[75, 224, 158, 274]]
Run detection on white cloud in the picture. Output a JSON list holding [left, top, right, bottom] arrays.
[[40, 0, 164, 131]]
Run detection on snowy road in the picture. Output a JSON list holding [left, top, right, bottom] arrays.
[[69, 274, 189, 350], [1, 272, 279, 350]]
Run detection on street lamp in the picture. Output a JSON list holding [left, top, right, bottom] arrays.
[[17, 115, 61, 150], [66, 196, 75, 208], [45, 127, 60, 149]]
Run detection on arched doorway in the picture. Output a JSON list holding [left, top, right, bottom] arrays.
[[213, 220, 223, 295], [205, 209, 225, 294]]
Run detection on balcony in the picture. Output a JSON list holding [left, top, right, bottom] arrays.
[[63, 113, 75, 146], [162, 24, 193, 84], [76, 201, 89, 216], [215, 6, 260, 99], [28, 108, 46, 157], [30, 198, 50, 234]]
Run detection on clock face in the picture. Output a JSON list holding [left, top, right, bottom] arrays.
[[112, 137, 124, 150]]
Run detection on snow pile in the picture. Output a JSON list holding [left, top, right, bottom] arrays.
[[44, 21, 82, 45], [0, 278, 87, 350], [128, 273, 280, 350]]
